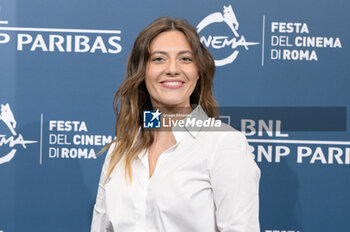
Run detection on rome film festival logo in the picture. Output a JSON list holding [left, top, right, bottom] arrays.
[[0, 103, 37, 165], [197, 5, 259, 66]]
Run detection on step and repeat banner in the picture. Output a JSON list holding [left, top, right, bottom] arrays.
[[0, 0, 349, 231]]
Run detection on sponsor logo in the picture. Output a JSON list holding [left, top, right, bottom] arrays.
[[0, 103, 37, 165], [243, 119, 350, 165], [216, 107, 349, 165], [197, 5, 259, 66], [0, 21, 122, 54], [143, 110, 161, 128]]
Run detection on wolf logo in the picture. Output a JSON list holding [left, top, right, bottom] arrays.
[[197, 5, 240, 37], [223, 5, 239, 37], [0, 103, 37, 165], [0, 103, 17, 136], [197, 5, 259, 66]]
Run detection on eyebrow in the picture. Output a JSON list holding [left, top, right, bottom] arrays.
[[150, 50, 193, 56]]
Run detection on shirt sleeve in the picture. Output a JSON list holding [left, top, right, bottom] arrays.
[[90, 143, 115, 232], [208, 131, 261, 232]]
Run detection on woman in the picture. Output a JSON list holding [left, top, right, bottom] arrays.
[[91, 16, 260, 232]]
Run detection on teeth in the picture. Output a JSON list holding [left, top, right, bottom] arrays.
[[164, 82, 182, 85]]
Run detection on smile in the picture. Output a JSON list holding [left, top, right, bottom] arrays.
[[160, 81, 185, 89]]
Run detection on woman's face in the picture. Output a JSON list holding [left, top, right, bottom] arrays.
[[145, 30, 199, 109]]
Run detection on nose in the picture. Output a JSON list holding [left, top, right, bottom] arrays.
[[165, 58, 180, 76]]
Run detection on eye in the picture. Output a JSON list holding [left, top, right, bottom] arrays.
[[151, 57, 166, 63], [180, 57, 193, 63]]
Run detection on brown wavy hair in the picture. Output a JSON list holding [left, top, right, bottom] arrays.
[[105, 16, 218, 182]]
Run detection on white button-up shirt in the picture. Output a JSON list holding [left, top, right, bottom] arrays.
[[91, 106, 260, 232]]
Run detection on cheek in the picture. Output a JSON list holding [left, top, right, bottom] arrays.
[[189, 73, 200, 93], [146, 64, 162, 77], [145, 66, 158, 88], [144, 78, 155, 95], [185, 65, 199, 82], [189, 71, 199, 84]]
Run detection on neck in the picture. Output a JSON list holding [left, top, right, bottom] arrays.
[[157, 106, 192, 116]]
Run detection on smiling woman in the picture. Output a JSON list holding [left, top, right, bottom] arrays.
[[91, 16, 260, 232], [145, 30, 199, 108]]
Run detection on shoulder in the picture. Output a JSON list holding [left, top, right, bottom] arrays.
[[204, 121, 257, 166], [105, 142, 116, 162], [206, 122, 260, 179], [203, 121, 249, 149], [100, 142, 117, 179]]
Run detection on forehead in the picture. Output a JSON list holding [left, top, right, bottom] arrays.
[[149, 30, 192, 52]]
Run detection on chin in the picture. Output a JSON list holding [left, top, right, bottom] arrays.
[[156, 99, 189, 108]]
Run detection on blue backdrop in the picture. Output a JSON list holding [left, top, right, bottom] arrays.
[[0, 0, 349, 231]]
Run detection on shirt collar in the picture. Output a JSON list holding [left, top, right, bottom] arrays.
[[137, 105, 209, 159], [172, 105, 209, 141], [137, 149, 148, 166], [138, 106, 208, 160]]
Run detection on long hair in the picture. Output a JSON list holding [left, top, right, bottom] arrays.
[[105, 16, 218, 182]]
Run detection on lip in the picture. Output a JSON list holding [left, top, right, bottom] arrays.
[[159, 79, 185, 89]]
